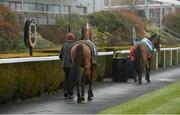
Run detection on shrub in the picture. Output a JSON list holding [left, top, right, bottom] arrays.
[[87, 10, 145, 46], [163, 10, 180, 34], [44, 11, 145, 47], [145, 21, 160, 37], [37, 25, 66, 45], [92, 27, 112, 47], [0, 5, 20, 53], [56, 14, 88, 41], [115, 10, 145, 38]]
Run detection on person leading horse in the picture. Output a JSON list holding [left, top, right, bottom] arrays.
[[130, 33, 161, 84]]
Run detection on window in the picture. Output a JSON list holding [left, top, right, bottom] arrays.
[[62, 6, 70, 14], [54, 5, 60, 13], [29, 4, 36, 11], [48, 5, 54, 12], [23, 3, 29, 11], [76, 6, 87, 15], [10, 3, 16, 10], [36, 4, 46, 11]]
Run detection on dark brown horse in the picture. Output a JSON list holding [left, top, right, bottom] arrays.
[[130, 33, 160, 84], [68, 23, 96, 103]]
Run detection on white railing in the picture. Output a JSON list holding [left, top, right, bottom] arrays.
[[114, 47, 180, 69], [1, 47, 180, 69], [0, 51, 114, 64]]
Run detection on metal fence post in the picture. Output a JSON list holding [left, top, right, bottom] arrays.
[[170, 50, 173, 66], [156, 52, 158, 69], [177, 49, 179, 65], [164, 50, 166, 68]]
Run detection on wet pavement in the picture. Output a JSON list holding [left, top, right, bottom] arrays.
[[0, 65, 180, 114]]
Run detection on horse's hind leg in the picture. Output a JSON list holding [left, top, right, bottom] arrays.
[[81, 72, 85, 101], [136, 65, 142, 84], [135, 63, 142, 84], [145, 61, 151, 82], [145, 67, 150, 82], [76, 81, 81, 103], [132, 62, 137, 82], [88, 75, 93, 101], [138, 73, 142, 84]]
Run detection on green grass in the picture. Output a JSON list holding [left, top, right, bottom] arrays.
[[99, 81, 180, 114]]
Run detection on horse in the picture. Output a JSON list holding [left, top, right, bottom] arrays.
[[130, 33, 161, 84], [68, 23, 96, 103]]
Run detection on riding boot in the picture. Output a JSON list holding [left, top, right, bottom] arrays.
[[64, 89, 68, 98], [138, 77, 142, 84], [67, 88, 74, 99], [134, 76, 137, 82]]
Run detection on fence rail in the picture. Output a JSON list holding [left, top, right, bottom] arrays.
[[1, 47, 180, 69]]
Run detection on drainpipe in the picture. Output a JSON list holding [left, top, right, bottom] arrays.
[[160, 2, 163, 30], [145, 0, 150, 19], [172, 4, 176, 13]]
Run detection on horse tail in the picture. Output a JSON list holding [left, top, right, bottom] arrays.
[[134, 45, 142, 76], [69, 43, 83, 88]]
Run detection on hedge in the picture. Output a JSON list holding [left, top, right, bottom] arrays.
[[0, 56, 106, 102], [0, 61, 64, 102], [1, 46, 180, 102]]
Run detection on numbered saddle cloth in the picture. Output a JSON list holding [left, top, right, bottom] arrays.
[[141, 38, 154, 58], [141, 38, 154, 53]]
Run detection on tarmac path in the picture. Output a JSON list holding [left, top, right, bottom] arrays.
[[0, 65, 180, 114]]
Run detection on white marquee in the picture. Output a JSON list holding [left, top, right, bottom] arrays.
[[153, 0, 180, 5]]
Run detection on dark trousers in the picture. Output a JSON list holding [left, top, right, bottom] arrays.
[[63, 67, 71, 94]]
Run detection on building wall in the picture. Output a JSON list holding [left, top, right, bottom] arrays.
[[71, 0, 104, 14], [104, 0, 145, 6], [104, 0, 180, 25], [0, 0, 74, 25], [0, 0, 105, 25]]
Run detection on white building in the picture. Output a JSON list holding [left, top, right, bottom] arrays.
[[1, 0, 180, 25], [104, 0, 180, 25], [0, 0, 104, 25]]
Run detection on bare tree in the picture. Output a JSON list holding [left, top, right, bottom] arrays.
[[126, 0, 138, 12]]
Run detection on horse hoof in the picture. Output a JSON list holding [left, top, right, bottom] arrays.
[[90, 93, 94, 97], [68, 95, 74, 99], [88, 90, 94, 97], [138, 81, 142, 84], [87, 97, 92, 101], [134, 79, 137, 82], [77, 99, 81, 103], [81, 97, 85, 101], [145, 77, 150, 82]]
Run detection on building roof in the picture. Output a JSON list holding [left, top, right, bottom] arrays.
[[152, 0, 180, 5]]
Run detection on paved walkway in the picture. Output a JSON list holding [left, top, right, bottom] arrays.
[[0, 65, 180, 114]]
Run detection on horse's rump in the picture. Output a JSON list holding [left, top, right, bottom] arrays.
[[72, 40, 95, 63]]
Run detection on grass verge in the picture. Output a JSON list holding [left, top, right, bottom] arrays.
[[99, 80, 180, 114]]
